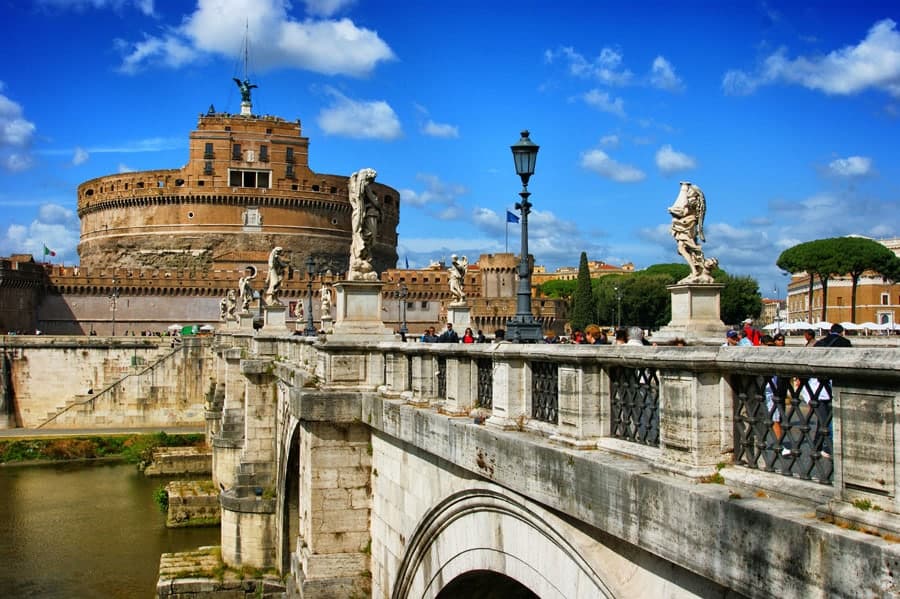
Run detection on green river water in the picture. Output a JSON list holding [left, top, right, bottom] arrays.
[[0, 461, 220, 598]]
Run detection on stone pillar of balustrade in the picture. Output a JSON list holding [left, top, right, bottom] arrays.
[[658, 369, 724, 471], [550, 363, 604, 448], [486, 355, 526, 430], [442, 356, 476, 416], [240, 358, 278, 468], [409, 354, 433, 404], [384, 351, 409, 397]]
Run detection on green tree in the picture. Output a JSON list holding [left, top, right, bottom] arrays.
[[719, 273, 763, 325], [538, 279, 577, 300], [777, 239, 842, 322], [621, 275, 673, 328], [570, 252, 594, 331], [829, 237, 898, 322]]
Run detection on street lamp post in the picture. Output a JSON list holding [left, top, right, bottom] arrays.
[[304, 256, 317, 336], [506, 130, 543, 343], [109, 278, 120, 336], [398, 284, 409, 339], [615, 286, 622, 330]]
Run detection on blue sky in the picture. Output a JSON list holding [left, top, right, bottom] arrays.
[[1, 0, 898, 298]]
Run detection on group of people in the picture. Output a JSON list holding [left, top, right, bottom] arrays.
[[420, 323, 489, 343], [724, 319, 852, 349], [544, 325, 656, 346]]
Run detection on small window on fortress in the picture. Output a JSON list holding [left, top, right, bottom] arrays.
[[137, 182, 145, 188], [157, 180, 165, 188], [285, 147, 294, 163], [204, 143, 213, 158], [187, 212, 194, 219], [312, 185, 320, 192], [420, 301, 428, 309], [125, 183, 129, 190], [198, 180, 205, 187], [85, 189, 94, 196], [291, 184, 298, 191], [232, 144, 241, 160], [266, 128, 272, 134], [330, 186, 337, 194], [175, 179, 185, 186], [331, 218, 338, 225], [259, 145, 268, 162], [224, 126, 231, 131]]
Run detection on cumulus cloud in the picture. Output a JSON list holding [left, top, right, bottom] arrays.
[[116, 0, 394, 77], [400, 174, 467, 221], [0, 203, 81, 259], [827, 155, 872, 177], [118, 163, 135, 173], [37, 0, 155, 15], [302, 0, 355, 17], [317, 89, 401, 139], [0, 90, 36, 172], [723, 18, 900, 97], [581, 89, 626, 117], [72, 147, 89, 165], [546, 46, 633, 85], [655, 144, 696, 174], [599, 134, 619, 147], [649, 56, 684, 91], [422, 120, 459, 138], [579, 149, 645, 183]]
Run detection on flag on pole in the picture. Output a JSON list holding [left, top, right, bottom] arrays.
[[43, 244, 56, 257], [405, 256, 409, 269], [506, 210, 520, 224]]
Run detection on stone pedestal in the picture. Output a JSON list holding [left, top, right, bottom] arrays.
[[225, 317, 239, 331], [655, 284, 725, 343], [320, 314, 333, 334], [238, 311, 255, 331], [240, 101, 252, 116], [447, 303, 471, 330], [262, 305, 286, 333], [330, 281, 393, 341]]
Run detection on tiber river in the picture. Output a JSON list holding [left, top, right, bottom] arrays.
[[0, 461, 220, 598]]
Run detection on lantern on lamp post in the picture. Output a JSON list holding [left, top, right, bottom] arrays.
[[506, 130, 543, 343]]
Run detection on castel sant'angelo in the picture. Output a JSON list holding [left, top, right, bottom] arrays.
[[77, 83, 399, 276]]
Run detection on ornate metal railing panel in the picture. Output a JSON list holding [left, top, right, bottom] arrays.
[[609, 366, 660, 446], [436, 356, 447, 399], [476, 358, 493, 409], [733, 374, 833, 485], [531, 361, 558, 424]]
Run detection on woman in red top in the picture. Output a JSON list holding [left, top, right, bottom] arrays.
[[462, 327, 475, 344]]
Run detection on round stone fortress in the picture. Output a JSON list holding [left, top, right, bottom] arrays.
[[76, 102, 400, 276]]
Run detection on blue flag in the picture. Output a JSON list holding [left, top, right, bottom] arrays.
[[506, 210, 519, 224], [405, 256, 409, 269]]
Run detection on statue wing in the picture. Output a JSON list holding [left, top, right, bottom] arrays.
[[697, 193, 707, 243], [233, 77, 242, 87]]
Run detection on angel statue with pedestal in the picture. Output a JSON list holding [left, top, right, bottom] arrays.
[[668, 181, 717, 284]]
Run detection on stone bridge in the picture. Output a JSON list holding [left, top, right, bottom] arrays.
[[207, 332, 900, 598]]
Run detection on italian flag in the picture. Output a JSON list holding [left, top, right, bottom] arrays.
[[43, 244, 56, 257]]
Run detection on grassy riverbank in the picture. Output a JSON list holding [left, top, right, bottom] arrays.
[[0, 432, 206, 465]]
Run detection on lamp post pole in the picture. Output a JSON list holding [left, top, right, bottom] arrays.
[[614, 286, 622, 330], [398, 284, 409, 339], [304, 256, 317, 336], [110, 278, 120, 336], [506, 130, 543, 343]]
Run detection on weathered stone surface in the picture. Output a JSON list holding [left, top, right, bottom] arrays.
[[146, 446, 212, 476]]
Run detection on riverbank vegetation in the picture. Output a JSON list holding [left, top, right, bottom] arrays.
[[0, 432, 205, 465]]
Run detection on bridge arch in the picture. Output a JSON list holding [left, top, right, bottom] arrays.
[[391, 489, 614, 599]]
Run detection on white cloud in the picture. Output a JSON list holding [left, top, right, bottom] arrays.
[[72, 147, 89, 165], [117, 0, 394, 77], [655, 144, 696, 174], [317, 89, 401, 139], [0, 203, 80, 260], [302, 0, 355, 17], [723, 18, 900, 97], [827, 155, 872, 177], [0, 90, 36, 172], [422, 120, 459, 138], [649, 56, 684, 91], [400, 174, 467, 219], [37, 0, 155, 15], [118, 163, 135, 173], [547, 46, 633, 85], [579, 149, 645, 183], [599, 134, 619, 147], [581, 89, 625, 117]]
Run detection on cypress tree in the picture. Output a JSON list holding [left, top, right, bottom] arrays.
[[571, 251, 593, 331]]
